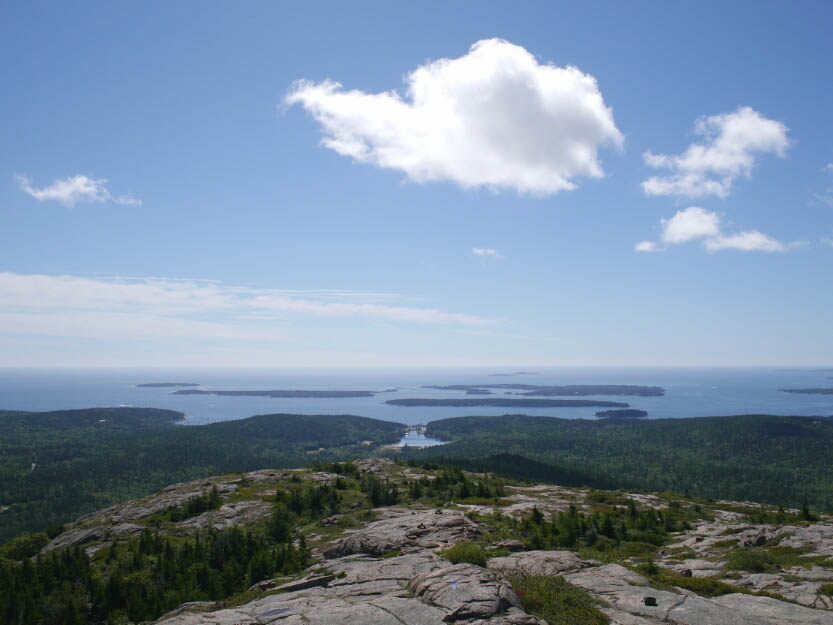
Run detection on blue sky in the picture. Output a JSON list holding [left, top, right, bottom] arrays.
[[1, 0, 832, 367]]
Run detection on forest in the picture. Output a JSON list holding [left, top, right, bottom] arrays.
[[410, 413, 833, 511], [0, 408, 404, 544]]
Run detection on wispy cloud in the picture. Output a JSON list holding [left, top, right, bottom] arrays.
[[472, 247, 504, 259], [16, 174, 141, 207], [642, 107, 788, 198], [285, 38, 622, 195], [810, 163, 833, 207], [636, 206, 790, 253], [0, 272, 493, 344]]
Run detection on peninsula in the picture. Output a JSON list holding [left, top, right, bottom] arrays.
[[595, 409, 648, 418], [779, 388, 833, 395]]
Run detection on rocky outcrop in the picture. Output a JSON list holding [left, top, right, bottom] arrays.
[[154, 552, 543, 625], [176, 500, 272, 532], [323, 508, 479, 558]]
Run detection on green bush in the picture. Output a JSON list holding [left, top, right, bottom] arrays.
[[726, 548, 777, 573], [443, 541, 488, 567], [509, 574, 609, 625]]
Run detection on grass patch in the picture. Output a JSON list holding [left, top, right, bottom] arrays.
[[509, 574, 609, 625], [726, 545, 833, 573], [442, 541, 488, 567], [820, 583, 833, 597]]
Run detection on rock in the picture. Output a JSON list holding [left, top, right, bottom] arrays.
[[490, 539, 526, 552], [489, 550, 588, 576], [323, 509, 479, 558], [41, 526, 106, 553], [409, 563, 520, 621], [176, 500, 272, 532], [713, 593, 833, 624], [273, 574, 335, 593]]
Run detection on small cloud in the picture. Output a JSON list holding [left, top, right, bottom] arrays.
[[822, 236, 833, 248], [704, 230, 785, 252], [285, 38, 623, 195], [642, 107, 788, 198], [634, 241, 659, 253], [825, 163, 833, 175], [636, 206, 790, 253], [16, 174, 141, 207], [472, 247, 504, 259], [660, 206, 720, 244]]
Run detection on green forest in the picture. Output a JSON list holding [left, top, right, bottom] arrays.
[[411, 413, 833, 510], [0, 408, 404, 544]]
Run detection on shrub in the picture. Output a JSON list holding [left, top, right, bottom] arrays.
[[726, 548, 777, 573], [443, 541, 488, 567], [509, 574, 609, 625]]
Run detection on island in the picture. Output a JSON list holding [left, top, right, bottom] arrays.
[[779, 388, 833, 395], [137, 382, 200, 388], [488, 371, 538, 376], [595, 409, 648, 419], [172, 389, 377, 398], [423, 384, 664, 396], [385, 398, 629, 408], [464, 389, 494, 395]]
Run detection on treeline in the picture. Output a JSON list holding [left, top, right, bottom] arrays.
[[0, 409, 404, 544], [0, 460, 507, 624], [413, 414, 833, 510]]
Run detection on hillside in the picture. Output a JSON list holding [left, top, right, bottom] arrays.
[[0, 408, 405, 543], [2, 459, 833, 624], [414, 413, 833, 510]]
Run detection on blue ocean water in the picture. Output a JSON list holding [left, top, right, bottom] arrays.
[[1, 367, 831, 433]]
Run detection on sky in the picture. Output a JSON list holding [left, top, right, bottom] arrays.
[[1, 0, 832, 368]]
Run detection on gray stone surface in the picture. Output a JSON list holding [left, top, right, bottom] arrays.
[[713, 594, 833, 624], [409, 562, 520, 621], [323, 508, 479, 558], [177, 500, 272, 532], [489, 550, 588, 576]]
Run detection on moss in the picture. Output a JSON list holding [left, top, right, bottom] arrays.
[[509, 574, 609, 625]]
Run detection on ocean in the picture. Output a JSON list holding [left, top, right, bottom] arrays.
[[1, 367, 831, 438]]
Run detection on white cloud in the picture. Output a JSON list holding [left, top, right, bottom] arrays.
[[285, 38, 623, 195], [642, 107, 788, 198], [826, 163, 833, 175], [821, 235, 833, 248], [634, 241, 659, 253], [16, 174, 141, 207], [0, 272, 492, 344], [704, 231, 785, 252], [472, 247, 504, 259], [637, 206, 788, 253], [660, 206, 720, 243]]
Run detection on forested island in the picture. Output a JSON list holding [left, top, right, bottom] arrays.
[[173, 389, 378, 398], [386, 398, 629, 408], [779, 387, 833, 395], [423, 384, 665, 396], [136, 382, 200, 388], [595, 409, 648, 418]]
